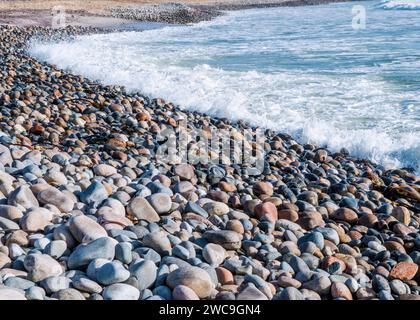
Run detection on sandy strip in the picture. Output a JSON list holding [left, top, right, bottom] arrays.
[[0, 0, 351, 27]]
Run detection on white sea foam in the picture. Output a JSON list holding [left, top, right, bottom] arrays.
[[378, 0, 420, 10], [29, 2, 420, 172]]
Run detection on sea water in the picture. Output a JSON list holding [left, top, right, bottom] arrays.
[[30, 0, 420, 172]]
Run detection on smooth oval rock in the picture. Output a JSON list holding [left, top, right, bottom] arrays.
[[37, 187, 74, 213], [203, 243, 226, 266], [69, 215, 108, 243], [332, 208, 358, 224], [44, 240, 67, 259], [166, 266, 214, 298], [0, 205, 23, 221], [127, 196, 160, 222], [7, 185, 39, 210], [148, 193, 172, 215], [79, 181, 108, 208], [96, 261, 130, 285], [24, 254, 63, 282], [93, 164, 117, 177], [203, 230, 242, 250], [203, 201, 230, 216], [129, 259, 157, 291], [254, 202, 278, 223], [390, 262, 418, 281], [331, 282, 353, 300], [103, 283, 140, 300], [143, 232, 172, 255], [0, 287, 27, 300], [67, 237, 116, 269], [20, 209, 52, 233], [72, 277, 103, 294], [40, 276, 71, 294], [172, 285, 200, 300], [51, 288, 86, 300]]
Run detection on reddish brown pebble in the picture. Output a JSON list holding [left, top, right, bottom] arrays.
[[277, 209, 299, 222], [390, 262, 418, 281], [253, 182, 273, 197], [216, 267, 234, 285], [219, 181, 237, 192], [332, 208, 358, 223], [331, 282, 353, 300], [254, 202, 278, 223]]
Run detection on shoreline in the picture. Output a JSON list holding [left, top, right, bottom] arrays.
[[1, 1, 420, 301], [0, 0, 356, 27]]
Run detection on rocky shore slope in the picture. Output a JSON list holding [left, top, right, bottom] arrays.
[[0, 21, 420, 301], [110, 1, 356, 24]]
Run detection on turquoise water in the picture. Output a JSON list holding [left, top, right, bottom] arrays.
[[30, 0, 420, 172]]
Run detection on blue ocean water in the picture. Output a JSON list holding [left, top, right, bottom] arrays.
[[30, 0, 420, 172]]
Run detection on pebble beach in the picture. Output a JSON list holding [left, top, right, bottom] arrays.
[[1, 2, 420, 301]]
